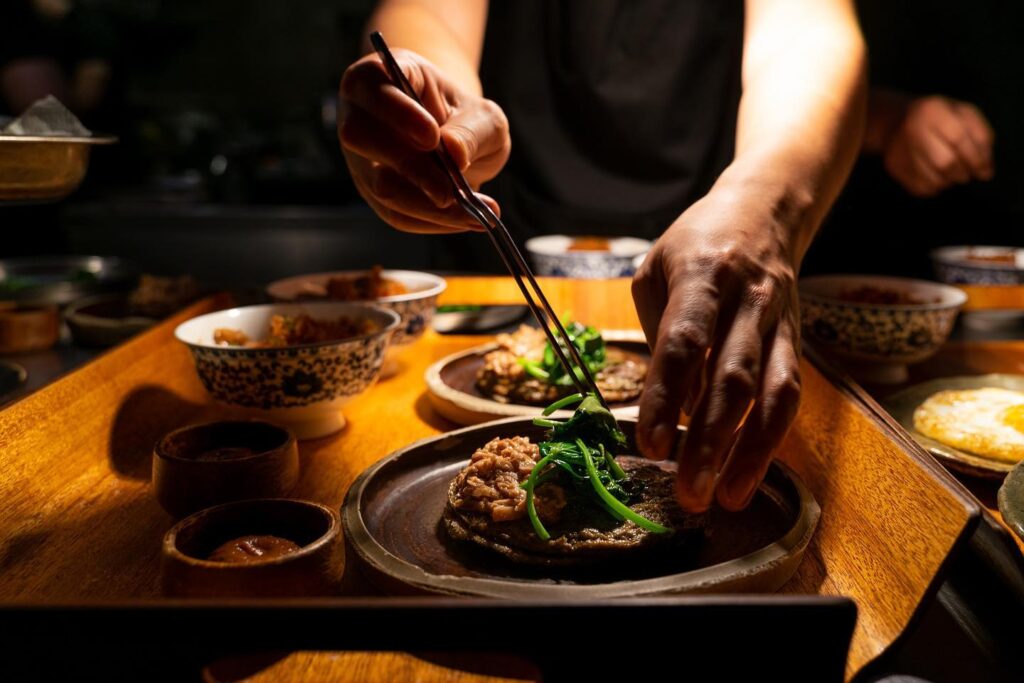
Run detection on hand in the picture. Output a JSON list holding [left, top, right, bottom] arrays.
[[338, 49, 510, 233], [632, 188, 802, 513], [882, 96, 994, 197]]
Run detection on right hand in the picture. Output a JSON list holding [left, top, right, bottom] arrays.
[[883, 95, 994, 197], [338, 49, 511, 233]]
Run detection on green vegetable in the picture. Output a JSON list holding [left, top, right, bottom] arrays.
[[437, 304, 483, 313], [521, 393, 671, 540], [517, 320, 607, 387]]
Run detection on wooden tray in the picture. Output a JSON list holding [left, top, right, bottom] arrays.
[[0, 278, 980, 681], [425, 330, 647, 425], [343, 418, 818, 598]]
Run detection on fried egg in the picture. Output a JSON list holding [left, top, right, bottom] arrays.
[[913, 387, 1024, 463]]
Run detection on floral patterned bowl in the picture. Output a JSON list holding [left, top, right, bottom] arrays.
[[175, 302, 400, 439], [266, 270, 446, 376], [526, 235, 651, 279], [799, 275, 966, 384], [930, 246, 1024, 285]]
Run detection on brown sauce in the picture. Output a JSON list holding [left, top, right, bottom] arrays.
[[207, 535, 302, 563]]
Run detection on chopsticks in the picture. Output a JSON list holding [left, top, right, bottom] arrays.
[[369, 31, 609, 409]]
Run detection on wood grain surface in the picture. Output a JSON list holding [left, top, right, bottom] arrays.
[[0, 277, 978, 681]]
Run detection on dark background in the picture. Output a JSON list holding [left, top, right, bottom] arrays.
[[1, 0, 1021, 286]]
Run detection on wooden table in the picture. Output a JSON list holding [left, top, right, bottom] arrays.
[[0, 277, 981, 681]]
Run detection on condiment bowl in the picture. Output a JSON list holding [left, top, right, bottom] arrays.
[[152, 420, 299, 518], [175, 302, 400, 439], [525, 235, 651, 279], [0, 303, 60, 353], [799, 275, 966, 384], [160, 498, 342, 598], [931, 245, 1024, 285]]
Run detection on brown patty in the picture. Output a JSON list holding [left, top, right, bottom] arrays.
[[443, 456, 708, 567]]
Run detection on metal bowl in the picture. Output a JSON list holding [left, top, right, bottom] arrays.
[[0, 135, 117, 203]]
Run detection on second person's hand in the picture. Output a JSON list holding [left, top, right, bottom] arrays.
[[338, 48, 511, 233]]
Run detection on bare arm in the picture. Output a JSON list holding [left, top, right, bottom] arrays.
[[633, 0, 866, 512]]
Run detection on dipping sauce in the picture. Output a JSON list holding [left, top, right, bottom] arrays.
[[207, 535, 302, 563], [194, 447, 256, 462], [567, 236, 611, 252], [964, 248, 1017, 266]]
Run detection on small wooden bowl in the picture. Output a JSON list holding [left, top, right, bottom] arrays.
[[0, 304, 60, 353], [161, 498, 342, 598], [153, 420, 299, 518]]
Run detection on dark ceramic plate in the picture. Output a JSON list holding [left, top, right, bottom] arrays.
[[342, 418, 819, 599], [425, 330, 649, 426], [997, 460, 1024, 544], [883, 374, 1024, 478]]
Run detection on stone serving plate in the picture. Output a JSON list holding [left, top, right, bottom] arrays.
[[342, 417, 820, 599]]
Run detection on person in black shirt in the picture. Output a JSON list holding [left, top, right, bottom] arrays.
[[337, 0, 866, 513]]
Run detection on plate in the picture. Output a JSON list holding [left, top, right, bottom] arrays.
[[342, 417, 820, 599], [997, 460, 1024, 543], [425, 329, 649, 425], [883, 374, 1024, 477], [0, 255, 135, 306], [432, 304, 528, 334]]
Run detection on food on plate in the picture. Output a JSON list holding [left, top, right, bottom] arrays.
[[567, 236, 611, 252], [213, 314, 378, 348], [128, 274, 200, 318], [913, 387, 1024, 463], [963, 248, 1017, 266], [207, 535, 302, 563], [443, 394, 708, 566], [475, 323, 647, 404], [837, 286, 939, 306]]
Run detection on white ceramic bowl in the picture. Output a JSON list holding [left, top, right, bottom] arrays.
[[799, 275, 967, 384], [175, 302, 400, 439], [525, 235, 651, 279], [930, 245, 1024, 285]]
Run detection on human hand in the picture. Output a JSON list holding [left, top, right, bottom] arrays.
[[338, 48, 510, 233], [632, 188, 802, 513], [882, 95, 994, 197]]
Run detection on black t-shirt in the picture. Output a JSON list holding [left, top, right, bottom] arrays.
[[479, 0, 744, 241]]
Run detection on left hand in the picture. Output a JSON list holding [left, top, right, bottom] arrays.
[[632, 186, 803, 512]]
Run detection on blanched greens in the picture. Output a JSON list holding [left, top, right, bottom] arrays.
[[522, 393, 671, 540], [517, 320, 607, 386]]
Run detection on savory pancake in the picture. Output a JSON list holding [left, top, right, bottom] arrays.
[[913, 387, 1024, 463]]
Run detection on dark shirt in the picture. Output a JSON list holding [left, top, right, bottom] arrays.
[[479, 0, 744, 241]]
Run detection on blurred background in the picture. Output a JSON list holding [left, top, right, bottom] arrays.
[[0, 0, 1020, 287]]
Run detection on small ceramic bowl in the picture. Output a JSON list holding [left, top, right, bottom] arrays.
[[160, 498, 342, 598], [525, 235, 651, 279], [153, 420, 300, 518], [64, 293, 156, 348], [266, 270, 446, 371], [0, 304, 60, 353], [931, 246, 1024, 285], [799, 275, 967, 384], [175, 302, 400, 439]]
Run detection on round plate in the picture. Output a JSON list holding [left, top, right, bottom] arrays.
[[432, 305, 528, 334], [425, 329, 648, 425], [997, 460, 1024, 543], [883, 374, 1024, 477], [0, 256, 135, 306], [342, 417, 820, 599]]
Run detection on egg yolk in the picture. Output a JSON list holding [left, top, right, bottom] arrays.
[[1001, 403, 1024, 433]]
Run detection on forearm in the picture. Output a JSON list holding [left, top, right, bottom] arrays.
[[364, 0, 487, 96], [724, 0, 867, 264]]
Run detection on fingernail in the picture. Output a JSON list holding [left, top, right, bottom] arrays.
[[691, 467, 715, 503]]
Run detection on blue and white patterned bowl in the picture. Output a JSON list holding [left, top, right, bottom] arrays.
[[266, 270, 445, 376], [799, 275, 966, 384], [931, 246, 1024, 285], [175, 302, 400, 439], [526, 235, 651, 279]]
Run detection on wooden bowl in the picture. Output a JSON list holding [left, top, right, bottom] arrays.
[[0, 304, 60, 353], [161, 498, 342, 598], [153, 420, 299, 518]]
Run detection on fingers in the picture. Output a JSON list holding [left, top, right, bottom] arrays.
[[675, 299, 769, 512], [948, 102, 995, 179], [635, 274, 720, 463], [340, 54, 440, 151], [440, 98, 511, 175], [715, 317, 802, 511], [917, 128, 971, 185]]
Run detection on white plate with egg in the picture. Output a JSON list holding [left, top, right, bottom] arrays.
[[884, 374, 1024, 477]]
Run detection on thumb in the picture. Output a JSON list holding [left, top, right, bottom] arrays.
[[440, 99, 509, 171]]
